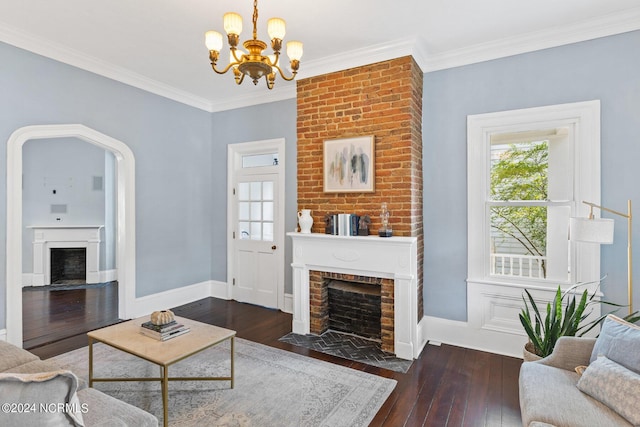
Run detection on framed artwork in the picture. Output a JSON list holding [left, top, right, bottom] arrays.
[[323, 136, 375, 193]]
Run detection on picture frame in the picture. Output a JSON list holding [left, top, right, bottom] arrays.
[[323, 136, 375, 193]]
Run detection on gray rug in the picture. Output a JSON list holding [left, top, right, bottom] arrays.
[[50, 338, 396, 427]]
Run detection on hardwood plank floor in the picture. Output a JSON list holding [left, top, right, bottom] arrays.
[[25, 293, 523, 426], [22, 282, 120, 357]]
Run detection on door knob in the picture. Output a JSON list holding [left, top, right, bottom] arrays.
[[272, 245, 277, 250]]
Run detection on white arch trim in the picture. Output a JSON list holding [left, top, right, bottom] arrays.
[[6, 124, 136, 346]]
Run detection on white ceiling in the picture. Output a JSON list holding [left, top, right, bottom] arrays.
[[1, 0, 639, 112]]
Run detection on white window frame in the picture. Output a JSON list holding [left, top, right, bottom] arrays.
[[467, 100, 602, 291]]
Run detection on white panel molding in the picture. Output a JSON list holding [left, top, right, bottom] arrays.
[[423, 315, 529, 359]]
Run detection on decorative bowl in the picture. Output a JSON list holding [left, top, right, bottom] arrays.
[[150, 309, 175, 326]]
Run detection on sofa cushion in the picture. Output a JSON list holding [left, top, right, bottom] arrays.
[[590, 314, 640, 373], [519, 362, 631, 426], [0, 340, 39, 371], [577, 356, 640, 426], [0, 370, 84, 426], [77, 387, 158, 427]]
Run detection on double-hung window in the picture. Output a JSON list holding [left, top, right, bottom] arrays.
[[468, 101, 602, 289]]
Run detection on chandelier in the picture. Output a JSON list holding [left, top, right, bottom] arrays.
[[204, 0, 303, 89]]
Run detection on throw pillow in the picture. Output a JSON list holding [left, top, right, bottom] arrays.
[[0, 370, 85, 426], [590, 314, 640, 373], [577, 356, 640, 426]]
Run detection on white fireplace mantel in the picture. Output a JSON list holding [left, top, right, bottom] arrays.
[[28, 225, 104, 286], [288, 232, 422, 360]]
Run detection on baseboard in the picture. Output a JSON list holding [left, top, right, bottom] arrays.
[[282, 293, 293, 314], [0, 329, 6, 341], [422, 315, 528, 359], [209, 280, 231, 300], [415, 316, 429, 358], [22, 270, 118, 287], [100, 269, 118, 283], [22, 273, 32, 287], [132, 280, 225, 318]]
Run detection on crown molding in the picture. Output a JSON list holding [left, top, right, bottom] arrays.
[[299, 37, 422, 79], [0, 24, 214, 112], [424, 6, 640, 72]]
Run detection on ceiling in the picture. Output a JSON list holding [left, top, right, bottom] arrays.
[[1, 0, 639, 112]]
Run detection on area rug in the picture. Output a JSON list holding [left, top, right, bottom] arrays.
[[50, 338, 396, 427], [279, 331, 413, 373]]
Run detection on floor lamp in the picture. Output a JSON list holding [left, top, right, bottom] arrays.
[[569, 200, 633, 315]]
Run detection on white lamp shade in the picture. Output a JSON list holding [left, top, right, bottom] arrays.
[[286, 41, 303, 61], [223, 12, 243, 36], [205, 31, 223, 52], [569, 217, 615, 244], [267, 18, 286, 40]]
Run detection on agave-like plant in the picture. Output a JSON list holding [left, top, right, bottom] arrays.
[[519, 283, 640, 358]]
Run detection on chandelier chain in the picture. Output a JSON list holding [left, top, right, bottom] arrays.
[[252, 0, 258, 40]]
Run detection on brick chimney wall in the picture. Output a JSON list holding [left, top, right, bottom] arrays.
[[296, 56, 424, 319]]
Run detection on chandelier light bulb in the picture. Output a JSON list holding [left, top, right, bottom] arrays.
[[205, 31, 223, 52], [267, 18, 286, 40], [223, 12, 243, 36], [286, 41, 303, 61]]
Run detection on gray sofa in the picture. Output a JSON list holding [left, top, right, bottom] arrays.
[[0, 339, 158, 427], [519, 315, 640, 427]]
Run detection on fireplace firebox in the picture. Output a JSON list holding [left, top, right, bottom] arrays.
[[50, 248, 87, 284]]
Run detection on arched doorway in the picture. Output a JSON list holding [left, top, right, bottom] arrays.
[[6, 124, 136, 346]]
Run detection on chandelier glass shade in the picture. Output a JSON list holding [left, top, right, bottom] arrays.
[[205, 0, 303, 89]]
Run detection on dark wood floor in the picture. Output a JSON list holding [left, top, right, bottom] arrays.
[[23, 282, 120, 356], [24, 291, 523, 427]]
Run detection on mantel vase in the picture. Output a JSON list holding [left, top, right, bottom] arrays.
[[298, 210, 313, 234]]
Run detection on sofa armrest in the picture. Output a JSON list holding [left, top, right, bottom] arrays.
[[536, 336, 596, 371]]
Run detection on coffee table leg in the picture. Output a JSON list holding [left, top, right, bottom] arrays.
[[230, 336, 235, 389], [162, 365, 169, 427], [88, 337, 94, 388]]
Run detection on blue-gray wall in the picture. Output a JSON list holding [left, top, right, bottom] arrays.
[[210, 100, 298, 291], [2, 29, 639, 330], [0, 41, 213, 329], [424, 30, 640, 321]]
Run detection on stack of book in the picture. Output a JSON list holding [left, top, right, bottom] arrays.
[[139, 320, 190, 341], [325, 213, 361, 236]]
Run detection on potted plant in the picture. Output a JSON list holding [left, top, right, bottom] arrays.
[[519, 283, 639, 360]]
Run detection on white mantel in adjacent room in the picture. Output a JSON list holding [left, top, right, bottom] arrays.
[[27, 225, 103, 286], [287, 232, 425, 360]]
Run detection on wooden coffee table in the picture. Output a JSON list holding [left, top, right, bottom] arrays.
[[87, 315, 236, 427]]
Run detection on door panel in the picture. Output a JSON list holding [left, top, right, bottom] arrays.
[[233, 175, 279, 308]]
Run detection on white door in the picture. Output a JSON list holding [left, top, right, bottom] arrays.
[[228, 140, 285, 309]]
